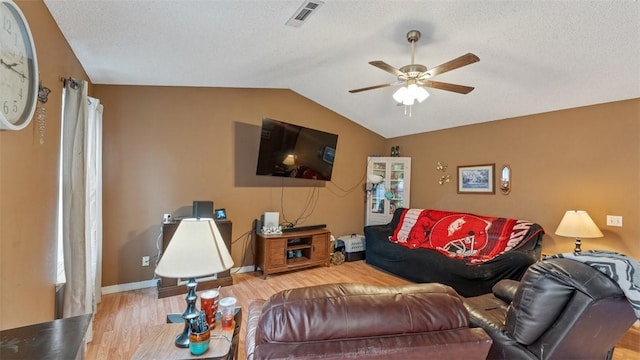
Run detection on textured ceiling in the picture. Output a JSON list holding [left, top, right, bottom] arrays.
[[43, 0, 639, 138]]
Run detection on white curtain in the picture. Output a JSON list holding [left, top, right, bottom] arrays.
[[86, 96, 103, 306], [60, 79, 103, 341]]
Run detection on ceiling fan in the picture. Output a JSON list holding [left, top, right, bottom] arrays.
[[349, 30, 480, 104]]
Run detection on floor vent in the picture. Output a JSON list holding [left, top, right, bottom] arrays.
[[285, 1, 324, 27]]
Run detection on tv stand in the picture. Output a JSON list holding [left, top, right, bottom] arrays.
[[282, 224, 327, 233], [255, 228, 330, 279]]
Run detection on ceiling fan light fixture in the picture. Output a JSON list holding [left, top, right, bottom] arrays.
[[392, 86, 408, 103], [403, 97, 415, 106], [393, 83, 429, 106], [409, 83, 429, 103]]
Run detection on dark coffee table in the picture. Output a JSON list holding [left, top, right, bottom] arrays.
[[0, 314, 92, 360]]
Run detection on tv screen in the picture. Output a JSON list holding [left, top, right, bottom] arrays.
[[256, 118, 338, 181]]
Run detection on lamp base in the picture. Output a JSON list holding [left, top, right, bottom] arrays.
[[174, 277, 199, 348], [174, 326, 190, 348], [574, 238, 582, 253], [166, 313, 184, 324]]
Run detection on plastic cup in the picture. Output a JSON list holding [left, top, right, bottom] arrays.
[[219, 297, 237, 331], [200, 290, 220, 327], [189, 328, 210, 355]]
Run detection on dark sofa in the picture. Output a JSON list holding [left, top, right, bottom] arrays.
[[364, 208, 545, 297]]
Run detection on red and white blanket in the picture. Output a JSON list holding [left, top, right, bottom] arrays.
[[390, 209, 542, 264]]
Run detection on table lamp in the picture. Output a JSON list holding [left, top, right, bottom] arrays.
[[155, 218, 234, 347], [555, 210, 603, 253], [366, 174, 384, 192], [282, 154, 296, 166]]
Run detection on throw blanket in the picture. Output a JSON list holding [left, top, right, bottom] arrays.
[[546, 251, 640, 319], [390, 209, 542, 264]]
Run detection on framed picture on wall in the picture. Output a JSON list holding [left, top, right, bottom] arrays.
[[215, 208, 227, 220], [321, 146, 335, 164], [457, 164, 495, 194]]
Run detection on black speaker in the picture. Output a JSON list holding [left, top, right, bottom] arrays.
[[192, 201, 214, 219]]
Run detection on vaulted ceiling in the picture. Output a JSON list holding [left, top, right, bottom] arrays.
[[43, 0, 639, 138]]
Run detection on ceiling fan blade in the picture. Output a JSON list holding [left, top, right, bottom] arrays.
[[348, 83, 392, 93], [421, 53, 479, 78], [369, 61, 404, 77], [421, 80, 475, 94]]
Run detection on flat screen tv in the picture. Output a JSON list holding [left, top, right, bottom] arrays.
[[256, 118, 338, 181]]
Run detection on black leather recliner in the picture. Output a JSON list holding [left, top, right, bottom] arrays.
[[463, 258, 636, 359]]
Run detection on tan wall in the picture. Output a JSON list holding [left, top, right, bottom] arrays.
[[0, 1, 89, 329], [385, 99, 639, 258], [2, 0, 638, 332], [93, 85, 386, 286]]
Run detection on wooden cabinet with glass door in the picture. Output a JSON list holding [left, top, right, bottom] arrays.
[[366, 157, 411, 225]]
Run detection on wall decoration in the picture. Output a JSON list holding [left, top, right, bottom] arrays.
[[457, 164, 495, 194], [214, 208, 227, 220], [439, 175, 451, 185], [499, 164, 511, 195], [436, 161, 449, 185], [0, 0, 39, 131], [321, 146, 335, 164], [38, 82, 51, 103], [35, 107, 46, 144]]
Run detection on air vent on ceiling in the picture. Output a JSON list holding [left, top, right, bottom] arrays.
[[285, 1, 324, 27]]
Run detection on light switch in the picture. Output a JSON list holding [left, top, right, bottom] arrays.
[[606, 215, 623, 227]]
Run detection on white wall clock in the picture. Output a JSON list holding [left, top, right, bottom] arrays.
[[0, 0, 38, 131]]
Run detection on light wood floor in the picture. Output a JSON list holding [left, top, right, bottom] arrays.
[[86, 261, 639, 360]]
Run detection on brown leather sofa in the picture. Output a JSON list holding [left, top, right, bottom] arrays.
[[464, 258, 637, 359], [245, 283, 492, 359]]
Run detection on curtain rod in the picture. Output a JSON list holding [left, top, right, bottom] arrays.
[[60, 77, 80, 90]]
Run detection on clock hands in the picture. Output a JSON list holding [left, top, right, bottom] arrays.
[[0, 58, 28, 81], [0, 58, 15, 68]]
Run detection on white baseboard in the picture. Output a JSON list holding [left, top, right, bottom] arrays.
[[101, 279, 157, 294], [231, 265, 256, 274], [100, 265, 256, 294]]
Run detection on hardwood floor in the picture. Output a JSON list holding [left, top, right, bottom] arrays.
[[86, 261, 639, 360]]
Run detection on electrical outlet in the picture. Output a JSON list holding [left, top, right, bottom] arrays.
[[142, 256, 150, 267], [606, 215, 623, 227]]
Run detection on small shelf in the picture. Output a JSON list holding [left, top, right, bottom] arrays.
[[288, 244, 311, 251], [288, 256, 310, 265]]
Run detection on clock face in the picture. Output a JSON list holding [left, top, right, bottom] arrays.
[[0, 0, 38, 130]]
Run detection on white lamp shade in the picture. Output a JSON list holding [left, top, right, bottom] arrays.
[[367, 174, 384, 184], [155, 218, 234, 278], [392, 86, 408, 103], [282, 154, 296, 166], [401, 96, 415, 106], [407, 83, 429, 103], [413, 85, 430, 103], [555, 210, 604, 238]]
